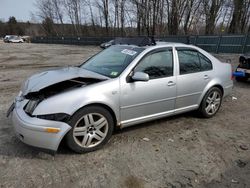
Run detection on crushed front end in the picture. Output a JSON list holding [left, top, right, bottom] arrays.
[[7, 67, 107, 152], [8, 92, 71, 151]]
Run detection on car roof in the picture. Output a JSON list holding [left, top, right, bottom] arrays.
[[116, 42, 196, 50], [109, 37, 196, 49]]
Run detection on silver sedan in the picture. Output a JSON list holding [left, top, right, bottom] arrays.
[[7, 43, 233, 153]]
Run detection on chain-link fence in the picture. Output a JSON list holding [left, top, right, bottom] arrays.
[[31, 35, 250, 54]]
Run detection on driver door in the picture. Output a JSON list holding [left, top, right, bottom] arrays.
[[120, 48, 177, 126]]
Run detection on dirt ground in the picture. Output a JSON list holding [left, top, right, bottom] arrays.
[[0, 41, 249, 188]]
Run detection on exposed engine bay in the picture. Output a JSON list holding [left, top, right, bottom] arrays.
[[23, 77, 103, 117]]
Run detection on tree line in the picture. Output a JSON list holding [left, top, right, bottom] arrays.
[[0, 0, 250, 37]]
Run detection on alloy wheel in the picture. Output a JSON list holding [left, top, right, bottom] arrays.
[[73, 113, 108, 148], [205, 91, 221, 115]]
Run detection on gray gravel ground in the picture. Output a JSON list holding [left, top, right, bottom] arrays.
[[0, 42, 249, 188]]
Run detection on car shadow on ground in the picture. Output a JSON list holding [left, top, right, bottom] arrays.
[[0, 110, 203, 158], [57, 110, 200, 155], [114, 111, 198, 135], [234, 80, 250, 89]]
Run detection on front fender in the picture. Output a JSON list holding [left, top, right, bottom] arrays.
[[32, 79, 120, 122]]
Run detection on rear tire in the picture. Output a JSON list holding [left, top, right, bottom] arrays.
[[66, 106, 114, 153], [198, 87, 222, 118]]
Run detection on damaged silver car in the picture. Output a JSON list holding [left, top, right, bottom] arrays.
[[7, 42, 233, 153]]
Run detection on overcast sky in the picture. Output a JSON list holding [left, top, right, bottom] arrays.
[[0, 0, 36, 22]]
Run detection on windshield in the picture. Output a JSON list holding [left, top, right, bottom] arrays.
[[81, 46, 144, 78]]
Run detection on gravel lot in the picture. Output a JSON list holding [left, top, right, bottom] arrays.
[[0, 41, 249, 188]]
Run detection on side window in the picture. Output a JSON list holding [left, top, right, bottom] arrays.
[[199, 53, 213, 71], [177, 49, 213, 75], [178, 50, 200, 74], [134, 50, 173, 79]]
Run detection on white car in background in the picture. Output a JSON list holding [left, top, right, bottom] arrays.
[[5, 35, 24, 43]]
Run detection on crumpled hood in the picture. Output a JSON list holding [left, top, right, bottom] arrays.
[[22, 67, 109, 95]]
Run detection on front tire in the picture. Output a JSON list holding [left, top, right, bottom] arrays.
[[198, 87, 222, 118], [66, 106, 114, 153]]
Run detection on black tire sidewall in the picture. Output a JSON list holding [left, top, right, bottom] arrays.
[[199, 87, 222, 118], [66, 106, 114, 153]]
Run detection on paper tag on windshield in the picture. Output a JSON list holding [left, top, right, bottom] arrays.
[[121, 49, 137, 56], [110, 71, 118, 76]]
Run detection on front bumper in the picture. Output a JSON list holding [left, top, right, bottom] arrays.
[[10, 100, 71, 151]]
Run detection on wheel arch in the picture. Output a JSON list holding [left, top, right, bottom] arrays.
[[212, 84, 224, 96], [70, 103, 118, 127], [198, 83, 224, 107]]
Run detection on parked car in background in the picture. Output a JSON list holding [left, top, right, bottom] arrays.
[[21, 36, 31, 43], [4, 35, 29, 43], [100, 40, 115, 49], [3, 35, 15, 42], [233, 53, 250, 82], [8, 36, 24, 43], [100, 37, 156, 49], [7, 37, 233, 154]]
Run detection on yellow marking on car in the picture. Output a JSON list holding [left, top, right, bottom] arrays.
[[45, 127, 60, 133]]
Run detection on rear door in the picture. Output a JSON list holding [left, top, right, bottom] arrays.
[[175, 48, 213, 110]]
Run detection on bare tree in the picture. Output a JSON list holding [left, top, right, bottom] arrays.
[[63, 0, 82, 35], [51, 0, 64, 25], [182, 0, 202, 34], [120, 0, 126, 36], [228, 0, 243, 33], [96, 0, 109, 34], [34, 0, 250, 36], [202, 0, 224, 35], [35, 0, 55, 20]]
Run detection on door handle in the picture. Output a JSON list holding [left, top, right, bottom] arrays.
[[167, 81, 176, 86], [204, 75, 209, 80]]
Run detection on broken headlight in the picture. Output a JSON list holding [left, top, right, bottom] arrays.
[[24, 100, 40, 115], [36, 113, 70, 123]]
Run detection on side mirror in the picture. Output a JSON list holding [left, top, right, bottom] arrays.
[[131, 72, 149, 82]]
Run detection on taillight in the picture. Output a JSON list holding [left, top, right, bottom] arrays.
[[231, 71, 234, 80], [231, 64, 234, 80]]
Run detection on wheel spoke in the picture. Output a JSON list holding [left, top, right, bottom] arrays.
[[206, 104, 212, 113], [93, 133, 103, 141], [95, 129, 105, 138], [211, 105, 216, 113], [86, 135, 93, 147], [206, 97, 212, 104], [82, 134, 90, 146], [95, 120, 107, 130], [214, 98, 221, 105], [212, 92, 217, 100], [84, 115, 90, 126], [73, 127, 87, 137], [88, 114, 94, 124], [94, 117, 105, 126]]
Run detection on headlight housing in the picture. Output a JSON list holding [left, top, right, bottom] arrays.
[[36, 113, 70, 123], [24, 100, 40, 115]]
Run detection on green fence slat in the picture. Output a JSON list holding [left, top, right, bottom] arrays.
[[31, 35, 250, 54]]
